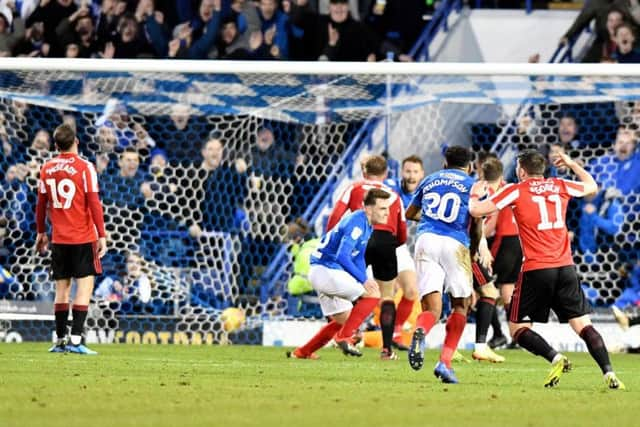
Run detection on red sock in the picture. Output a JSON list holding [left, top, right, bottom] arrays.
[[297, 321, 342, 356], [335, 297, 380, 340], [416, 311, 437, 334], [394, 297, 414, 333], [440, 312, 467, 368]]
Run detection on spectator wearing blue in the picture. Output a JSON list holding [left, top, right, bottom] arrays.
[[577, 187, 624, 255], [248, 127, 296, 180], [188, 137, 248, 236], [547, 142, 575, 180], [0, 264, 16, 298], [101, 146, 146, 209], [589, 125, 640, 194], [613, 257, 640, 310], [384, 154, 425, 208], [148, 0, 221, 58], [0, 164, 34, 234], [611, 22, 640, 63], [288, 0, 378, 61], [557, 115, 582, 150], [254, 0, 289, 59]]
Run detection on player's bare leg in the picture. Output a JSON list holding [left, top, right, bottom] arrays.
[[65, 275, 98, 355], [569, 315, 625, 389], [408, 291, 442, 371], [473, 281, 505, 363], [50, 279, 72, 353], [433, 296, 470, 383], [509, 321, 568, 387], [392, 270, 418, 352], [333, 282, 381, 357], [378, 278, 399, 359]]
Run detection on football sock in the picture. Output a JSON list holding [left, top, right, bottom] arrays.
[[394, 296, 414, 334], [335, 297, 379, 341], [380, 300, 396, 349], [490, 306, 504, 337], [71, 304, 89, 345], [514, 327, 557, 363], [54, 303, 69, 341], [297, 320, 342, 356], [475, 298, 495, 344], [440, 312, 467, 368], [580, 325, 612, 374], [415, 311, 437, 334]]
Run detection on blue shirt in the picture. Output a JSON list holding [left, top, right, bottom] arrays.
[[588, 153, 640, 195], [410, 169, 475, 247], [384, 178, 413, 208], [310, 210, 372, 284]]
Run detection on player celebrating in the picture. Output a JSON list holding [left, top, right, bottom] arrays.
[[469, 150, 624, 389], [287, 189, 389, 359], [405, 146, 483, 383], [385, 155, 425, 208], [327, 155, 418, 360], [35, 124, 107, 355]]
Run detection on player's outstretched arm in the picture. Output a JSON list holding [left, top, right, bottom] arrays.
[[405, 204, 421, 222], [554, 151, 598, 197], [469, 181, 498, 218]]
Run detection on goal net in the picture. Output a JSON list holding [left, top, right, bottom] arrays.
[[0, 60, 638, 345]]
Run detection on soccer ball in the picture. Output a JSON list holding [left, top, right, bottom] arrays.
[[221, 307, 246, 332]]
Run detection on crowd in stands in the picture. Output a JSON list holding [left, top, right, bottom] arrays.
[[0, 0, 433, 60], [561, 0, 640, 63]]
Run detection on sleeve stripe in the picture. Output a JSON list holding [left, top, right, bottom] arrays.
[[563, 179, 585, 197], [340, 185, 353, 204], [86, 161, 99, 192], [493, 188, 519, 210], [82, 171, 88, 192]]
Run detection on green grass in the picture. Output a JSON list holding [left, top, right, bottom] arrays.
[[0, 344, 637, 427]]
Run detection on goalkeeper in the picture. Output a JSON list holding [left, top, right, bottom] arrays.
[[286, 218, 320, 297]]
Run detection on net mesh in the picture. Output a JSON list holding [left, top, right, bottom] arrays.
[[0, 70, 639, 343]]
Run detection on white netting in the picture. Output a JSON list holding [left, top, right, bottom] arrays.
[[0, 65, 639, 343]]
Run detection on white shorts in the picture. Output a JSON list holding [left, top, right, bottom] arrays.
[[414, 232, 472, 299], [396, 244, 415, 273], [309, 264, 365, 316]]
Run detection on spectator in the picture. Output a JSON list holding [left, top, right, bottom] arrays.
[[26, 0, 77, 56], [96, 0, 127, 46], [248, 126, 296, 181], [612, 258, 640, 309], [93, 125, 118, 175], [188, 137, 247, 236], [254, 0, 290, 59], [601, 8, 626, 62], [547, 142, 574, 179], [589, 125, 640, 194], [55, 3, 99, 58], [101, 146, 145, 208], [95, 251, 152, 304], [288, 0, 378, 61], [611, 22, 640, 62], [557, 115, 582, 150], [101, 12, 154, 58], [13, 21, 49, 56], [146, 103, 210, 163], [577, 187, 624, 254], [0, 163, 34, 233], [0, 1, 25, 56]]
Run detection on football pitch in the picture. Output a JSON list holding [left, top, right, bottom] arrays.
[[0, 344, 637, 427]]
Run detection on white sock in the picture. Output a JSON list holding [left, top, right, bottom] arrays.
[[70, 335, 82, 345], [475, 343, 488, 352], [551, 353, 564, 364]]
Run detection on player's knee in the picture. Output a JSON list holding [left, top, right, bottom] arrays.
[[399, 278, 418, 300], [366, 286, 381, 299]]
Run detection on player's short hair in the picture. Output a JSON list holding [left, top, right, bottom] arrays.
[[444, 146, 472, 169], [402, 155, 423, 169], [363, 188, 391, 206], [53, 123, 76, 151], [482, 157, 503, 182], [517, 149, 546, 176], [363, 155, 387, 176], [476, 151, 498, 166]]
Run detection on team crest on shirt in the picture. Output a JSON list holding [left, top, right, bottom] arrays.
[[351, 226, 363, 240]]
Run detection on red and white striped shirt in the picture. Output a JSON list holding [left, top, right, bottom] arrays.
[[490, 177, 585, 272]]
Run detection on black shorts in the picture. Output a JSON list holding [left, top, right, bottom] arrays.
[[51, 242, 102, 280], [509, 265, 591, 324], [492, 235, 522, 285], [365, 230, 398, 281], [472, 262, 494, 292]]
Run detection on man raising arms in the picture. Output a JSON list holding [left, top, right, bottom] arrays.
[[470, 150, 624, 389]]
